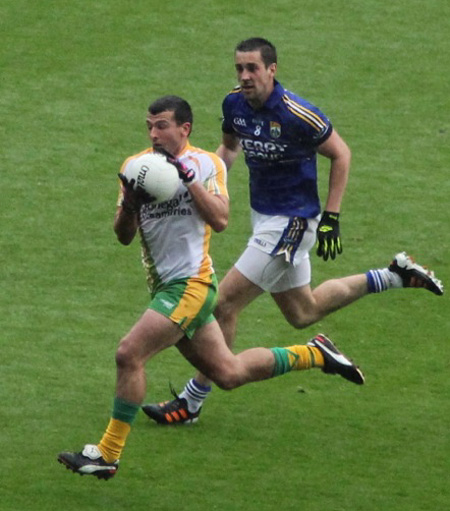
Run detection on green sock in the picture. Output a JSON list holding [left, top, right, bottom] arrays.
[[270, 345, 323, 377], [112, 396, 140, 424], [271, 347, 298, 376], [97, 397, 140, 462]]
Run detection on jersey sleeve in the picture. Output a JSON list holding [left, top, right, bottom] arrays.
[[221, 93, 235, 134], [116, 158, 129, 207], [312, 121, 333, 146], [205, 154, 229, 198], [283, 93, 333, 147]]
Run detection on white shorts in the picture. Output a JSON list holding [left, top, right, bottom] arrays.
[[234, 211, 319, 293], [235, 246, 311, 292]]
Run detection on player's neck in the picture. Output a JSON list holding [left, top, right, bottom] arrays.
[[247, 85, 274, 110], [174, 140, 190, 157], [247, 98, 265, 110]]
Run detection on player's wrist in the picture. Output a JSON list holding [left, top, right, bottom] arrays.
[[183, 175, 198, 187], [121, 199, 138, 215], [177, 163, 197, 187], [322, 210, 340, 221]]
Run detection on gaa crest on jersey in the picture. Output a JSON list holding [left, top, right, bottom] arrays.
[[233, 117, 247, 127], [270, 122, 281, 138]]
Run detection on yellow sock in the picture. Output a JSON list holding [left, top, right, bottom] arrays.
[[285, 344, 325, 370], [98, 418, 132, 462]]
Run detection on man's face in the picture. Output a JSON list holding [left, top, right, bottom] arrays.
[[234, 50, 276, 108], [146, 110, 190, 156]]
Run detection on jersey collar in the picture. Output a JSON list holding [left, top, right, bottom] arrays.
[[264, 80, 284, 109], [243, 80, 284, 111], [176, 141, 192, 157]]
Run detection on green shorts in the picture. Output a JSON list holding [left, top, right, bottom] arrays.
[[149, 274, 218, 339]]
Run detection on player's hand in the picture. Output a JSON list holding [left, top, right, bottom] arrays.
[[316, 211, 342, 261], [118, 173, 155, 213], [156, 148, 197, 186]]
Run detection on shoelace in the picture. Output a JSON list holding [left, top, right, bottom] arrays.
[[158, 383, 185, 412]]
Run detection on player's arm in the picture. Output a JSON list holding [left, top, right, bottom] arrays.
[[114, 206, 138, 246], [317, 129, 351, 213], [159, 150, 229, 233], [113, 174, 139, 245], [216, 132, 241, 171], [315, 129, 350, 260], [187, 183, 229, 232]]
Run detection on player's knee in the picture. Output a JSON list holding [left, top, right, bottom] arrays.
[[215, 378, 238, 391], [283, 312, 313, 329], [211, 367, 241, 391], [115, 339, 139, 370]]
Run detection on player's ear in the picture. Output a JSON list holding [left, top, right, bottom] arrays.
[[182, 122, 192, 137]]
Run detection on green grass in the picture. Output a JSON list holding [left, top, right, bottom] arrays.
[[1, 1, 449, 510]]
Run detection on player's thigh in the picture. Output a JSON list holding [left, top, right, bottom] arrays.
[[270, 283, 317, 327], [218, 264, 264, 312], [177, 320, 236, 383], [119, 308, 184, 363]]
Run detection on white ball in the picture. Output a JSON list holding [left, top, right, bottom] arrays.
[[124, 153, 180, 204]]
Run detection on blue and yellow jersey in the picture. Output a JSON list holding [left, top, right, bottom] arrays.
[[222, 80, 332, 217]]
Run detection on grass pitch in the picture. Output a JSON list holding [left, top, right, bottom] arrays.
[[1, 1, 449, 510]]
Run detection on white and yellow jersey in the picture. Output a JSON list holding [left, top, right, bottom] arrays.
[[118, 143, 228, 289]]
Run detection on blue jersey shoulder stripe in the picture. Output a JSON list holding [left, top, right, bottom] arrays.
[[283, 95, 326, 131], [229, 86, 241, 94], [283, 94, 326, 126], [283, 97, 326, 131], [285, 104, 323, 131]]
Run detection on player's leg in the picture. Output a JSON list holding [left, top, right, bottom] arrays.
[[58, 309, 183, 479], [188, 266, 264, 386], [216, 266, 264, 346], [58, 277, 208, 479], [177, 320, 364, 389], [272, 274, 369, 328], [98, 310, 183, 458], [142, 267, 263, 423], [271, 252, 443, 328], [114, 310, 184, 402], [143, 317, 271, 425], [177, 320, 274, 389], [142, 250, 275, 424]]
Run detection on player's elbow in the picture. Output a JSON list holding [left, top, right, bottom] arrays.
[[211, 215, 228, 233], [210, 197, 229, 232], [342, 143, 351, 163], [116, 232, 134, 245], [211, 208, 229, 232], [336, 138, 351, 164], [114, 224, 136, 245]]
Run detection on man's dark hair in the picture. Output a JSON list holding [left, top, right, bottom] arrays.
[[148, 95, 193, 129], [235, 37, 277, 67]]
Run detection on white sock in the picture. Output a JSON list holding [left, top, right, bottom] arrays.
[[366, 268, 403, 293], [179, 378, 212, 413]]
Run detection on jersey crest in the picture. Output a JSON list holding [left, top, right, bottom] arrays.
[[270, 121, 281, 138]]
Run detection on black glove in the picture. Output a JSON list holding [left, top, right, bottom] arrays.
[[118, 173, 155, 213], [316, 211, 342, 261], [155, 148, 197, 186]]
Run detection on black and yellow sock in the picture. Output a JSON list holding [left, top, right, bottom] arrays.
[[98, 397, 140, 462], [270, 345, 325, 377]]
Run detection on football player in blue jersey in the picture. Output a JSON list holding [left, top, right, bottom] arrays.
[[142, 38, 443, 425]]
